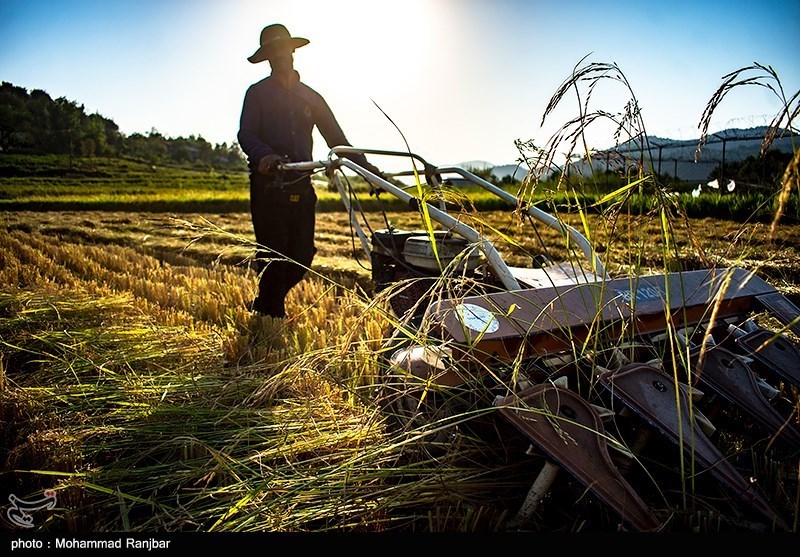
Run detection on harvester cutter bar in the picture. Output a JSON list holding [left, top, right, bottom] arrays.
[[494, 384, 661, 532], [598, 363, 788, 531], [688, 345, 800, 450], [754, 292, 800, 338], [735, 328, 800, 391]]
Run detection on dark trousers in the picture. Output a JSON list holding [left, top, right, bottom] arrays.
[[249, 176, 317, 317]]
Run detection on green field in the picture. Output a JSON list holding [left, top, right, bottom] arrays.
[[2, 155, 797, 221]]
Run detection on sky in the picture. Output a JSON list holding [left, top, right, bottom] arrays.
[[1, 0, 799, 171]]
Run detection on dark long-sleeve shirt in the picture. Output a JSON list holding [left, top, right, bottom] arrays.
[[237, 72, 369, 173]]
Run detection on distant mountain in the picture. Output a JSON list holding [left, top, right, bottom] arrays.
[[615, 126, 793, 161], [493, 126, 794, 183], [586, 126, 795, 182], [454, 127, 794, 184], [452, 160, 530, 181], [491, 163, 530, 181]]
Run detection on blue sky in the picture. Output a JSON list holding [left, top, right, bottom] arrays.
[[2, 0, 798, 169]]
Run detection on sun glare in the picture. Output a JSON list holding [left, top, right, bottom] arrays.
[[227, 0, 458, 163], [292, 0, 445, 88]]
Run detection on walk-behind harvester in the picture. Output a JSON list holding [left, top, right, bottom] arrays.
[[282, 147, 800, 532]]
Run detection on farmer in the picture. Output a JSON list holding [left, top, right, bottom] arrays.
[[238, 23, 384, 318]]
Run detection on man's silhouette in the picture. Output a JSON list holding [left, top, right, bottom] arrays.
[[238, 24, 382, 318]]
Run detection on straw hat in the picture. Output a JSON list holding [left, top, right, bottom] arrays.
[[248, 24, 309, 64]]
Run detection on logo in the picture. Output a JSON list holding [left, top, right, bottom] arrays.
[[7, 491, 57, 529], [456, 303, 500, 334], [614, 284, 664, 304]]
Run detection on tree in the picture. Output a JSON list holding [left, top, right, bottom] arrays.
[[465, 165, 500, 185], [0, 81, 248, 169], [707, 149, 793, 189]]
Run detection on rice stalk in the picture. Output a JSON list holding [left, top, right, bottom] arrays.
[[696, 62, 798, 242]]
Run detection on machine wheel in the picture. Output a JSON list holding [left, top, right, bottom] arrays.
[[374, 322, 464, 457]]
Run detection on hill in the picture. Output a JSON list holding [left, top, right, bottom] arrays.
[[458, 126, 794, 184], [580, 126, 795, 182], [453, 160, 530, 182]]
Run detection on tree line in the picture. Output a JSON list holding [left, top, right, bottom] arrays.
[[0, 82, 246, 170]]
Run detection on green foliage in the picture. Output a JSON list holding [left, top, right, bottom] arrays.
[[463, 165, 499, 185], [3, 154, 797, 224], [0, 82, 247, 171], [462, 165, 521, 188], [679, 189, 800, 222], [708, 148, 794, 188]]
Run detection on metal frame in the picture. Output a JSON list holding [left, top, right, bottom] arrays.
[[280, 146, 608, 291]]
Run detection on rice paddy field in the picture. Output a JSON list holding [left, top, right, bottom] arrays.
[[3, 58, 800, 538], [2, 180, 799, 533]]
